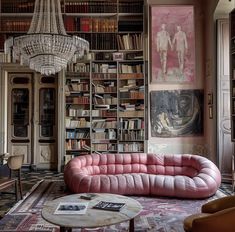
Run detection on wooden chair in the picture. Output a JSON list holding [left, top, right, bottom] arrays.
[[0, 154, 24, 201]]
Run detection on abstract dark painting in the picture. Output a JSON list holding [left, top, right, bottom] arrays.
[[150, 90, 203, 137]]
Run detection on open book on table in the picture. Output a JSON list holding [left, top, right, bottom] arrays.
[[92, 201, 125, 212], [54, 202, 89, 215]]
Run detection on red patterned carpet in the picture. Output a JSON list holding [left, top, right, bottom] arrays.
[[0, 180, 226, 232]]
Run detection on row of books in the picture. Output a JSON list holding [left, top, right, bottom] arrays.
[[65, 118, 91, 128], [0, 20, 31, 32], [92, 119, 117, 129], [66, 82, 89, 92], [1, 1, 34, 13], [93, 94, 118, 105], [65, 1, 117, 13], [119, 64, 143, 74], [92, 129, 117, 140], [118, 20, 143, 32], [93, 85, 117, 94], [66, 131, 90, 139], [67, 108, 118, 117], [92, 63, 117, 73], [65, 17, 117, 32], [118, 1, 144, 13], [90, 33, 117, 50], [68, 109, 90, 117], [118, 142, 144, 152], [66, 96, 90, 104], [117, 34, 143, 51], [67, 63, 90, 73], [64, 1, 143, 14], [119, 73, 144, 79], [66, 139, 90, 150], [119, 111, 144, 117], [119, 130, 144, 141], [92, 143, 117, 151], [119, 118, 144, 130], [92, 73, 117, 80], [92, 110, 117, 117], [119, 91, 144, 99]]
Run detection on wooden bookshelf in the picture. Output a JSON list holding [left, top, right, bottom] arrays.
[[64, 0, 146, 163]]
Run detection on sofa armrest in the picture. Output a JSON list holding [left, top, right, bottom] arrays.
[[201, 195, 235, 213], [192, 207, 235, 232]]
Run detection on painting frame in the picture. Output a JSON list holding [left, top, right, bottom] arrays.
[[150, 5, 195, 84]]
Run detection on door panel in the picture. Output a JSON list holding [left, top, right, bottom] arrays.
[[8, 73, 32, 165], [8, 73, 57, 170], [217, 19, 234, 182]]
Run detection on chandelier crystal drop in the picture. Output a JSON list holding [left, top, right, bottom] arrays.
[[4, 0, 89, 76]]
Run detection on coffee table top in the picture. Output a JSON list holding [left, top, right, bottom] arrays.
[[41, 193, 142, 229]]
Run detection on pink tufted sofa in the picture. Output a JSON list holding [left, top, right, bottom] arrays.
[[64, 153, 221, 199]]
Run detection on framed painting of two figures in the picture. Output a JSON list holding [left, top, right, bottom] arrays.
[[150, 5, 195, 83]]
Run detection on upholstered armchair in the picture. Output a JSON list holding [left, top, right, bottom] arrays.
[[184, 195, 235, 232]]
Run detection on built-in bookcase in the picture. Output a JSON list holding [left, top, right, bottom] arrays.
[[0, 0, 146, 164], [64, 0, 146, 163]]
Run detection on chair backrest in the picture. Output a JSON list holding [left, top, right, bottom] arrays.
[[7, 154, 24, 170]]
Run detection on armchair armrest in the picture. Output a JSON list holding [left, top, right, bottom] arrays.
[[201, 195, 235, 213], [192, 207, 235, 232]]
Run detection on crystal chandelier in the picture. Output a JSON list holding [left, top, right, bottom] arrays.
[[4, 0, 89, 76]]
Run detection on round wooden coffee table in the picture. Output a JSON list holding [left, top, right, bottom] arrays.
[[41, 193, 142, 232]]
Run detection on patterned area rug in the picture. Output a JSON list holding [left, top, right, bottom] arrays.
[[0, 180, 226, 232]]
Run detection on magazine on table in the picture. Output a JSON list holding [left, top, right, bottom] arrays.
[[92, 201, 125, 212], [54, 202, 89, 215]]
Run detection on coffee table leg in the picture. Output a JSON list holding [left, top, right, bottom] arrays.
[[60, 227, 72, 232], [129, 218, 134, 232]]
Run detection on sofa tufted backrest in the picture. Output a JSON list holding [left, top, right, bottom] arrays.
[[65, 153, 215, 178]]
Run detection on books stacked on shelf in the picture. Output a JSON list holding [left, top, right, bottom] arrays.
[[90, 33, 117, 50], [119, 0, 143, 13], [92, 119, 117, 129], [68, 108, 90, 117], [120, 130, 144, 141], [65, 17, 117, 32], [67, 63, 90, 73], [118, 142, 144, 152], [92, 128, 117, 140], [66, 130, 90, 140], [66, 95, 90, 104], [92, 109, 117, 117], [92, 143, 117, 152], [1, 0, 35, 13], [119, 64, 143, 74], [66, 139, 90, 151], [120, 118, 144, 130], [117, 34, 143, 50], [0, 19, 31, 31], [65, 1, 117, 13], [92, 73, 117, 81], [92, 63, 117, 74]]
